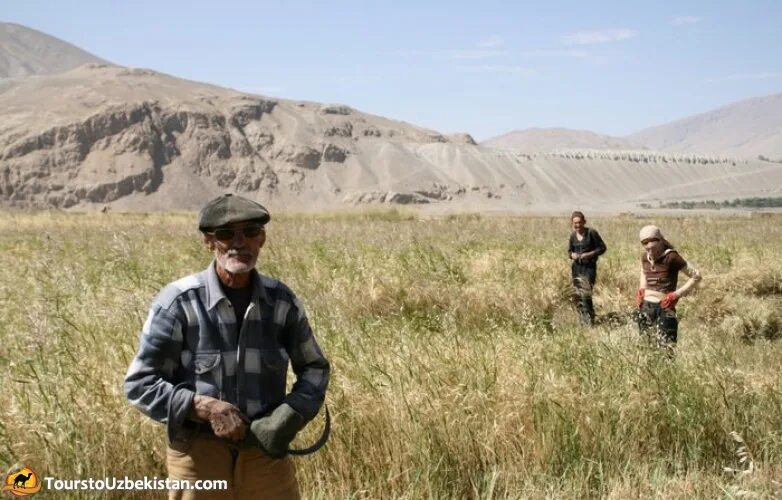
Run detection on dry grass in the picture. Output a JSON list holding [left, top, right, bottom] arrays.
[[1, 211, 781, 498]]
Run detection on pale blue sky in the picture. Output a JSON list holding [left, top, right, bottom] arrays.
[[3, 0, 781, 140]]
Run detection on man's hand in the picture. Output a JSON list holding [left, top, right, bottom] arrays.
[[636, 288, 645, 308], [660, 292, 679, 310], [192, 395, 249, 442], [570, 252, 580, 261]]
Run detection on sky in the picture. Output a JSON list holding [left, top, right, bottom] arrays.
[[2, 0, 781, 140]]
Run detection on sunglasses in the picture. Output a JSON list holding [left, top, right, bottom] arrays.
[[207, 225, 264, 241]]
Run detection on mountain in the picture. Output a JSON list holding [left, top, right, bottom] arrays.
[[0, 24, 780, 213], [0, 22, 108, 78], [483, 94, 782, 160], [482, 128, 642, 153], [627, 93, 782, 160], [0, 64, 482, 210], [2, 64, 780, 213]]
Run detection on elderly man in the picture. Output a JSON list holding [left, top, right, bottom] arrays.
[[124, 194, 330, 499]]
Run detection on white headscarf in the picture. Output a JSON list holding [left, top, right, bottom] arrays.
[[639, 225, 662, 242], [639, 225, 672, 268]]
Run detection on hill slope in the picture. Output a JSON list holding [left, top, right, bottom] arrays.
[[0, 22, 108, 78], [1, 65, 780, 212], [483, 128, 642, 153], [628, 93, 782, 160]]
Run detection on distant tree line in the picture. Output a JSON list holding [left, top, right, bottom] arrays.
[[545, 149, 743, 166], [640, 197, 782, 209]]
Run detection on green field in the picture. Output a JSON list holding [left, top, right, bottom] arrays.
[[1, 211, 781, 498]]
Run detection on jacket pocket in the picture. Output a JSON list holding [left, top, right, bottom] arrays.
[[194, 351, 221, 374], [193, 351, 222, 397]]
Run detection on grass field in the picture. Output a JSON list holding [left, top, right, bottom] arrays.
[[1, 211, 781, 498]]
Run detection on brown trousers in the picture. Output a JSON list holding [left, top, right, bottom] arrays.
[[166, 435, 300, 500]]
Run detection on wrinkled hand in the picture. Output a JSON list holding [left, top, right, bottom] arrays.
[[192, 395, 249, 442], [248, 403, 305, 458], [636, 288, 645, 308], [660, 292, 679, 310]]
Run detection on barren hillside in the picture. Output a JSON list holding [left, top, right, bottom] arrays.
[[0, 22, 108, 78], [628, 93, 782, 160], [1, 64, 780, 213], [482, 128, 642, 153], [0, 64, 477, 210]]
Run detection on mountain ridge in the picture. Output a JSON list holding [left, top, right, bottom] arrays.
[[627, 93, 782, 159], [482, 127, 642, 153], [0, 22, 108, 78], [1, 24, 780, 213]]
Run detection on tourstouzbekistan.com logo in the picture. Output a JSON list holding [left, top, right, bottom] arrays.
[[3, 466, 228, 495], [3, 466, 42, 497]]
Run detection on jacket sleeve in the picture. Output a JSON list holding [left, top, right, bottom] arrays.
[[282, 296, 330, 422], [124, 303, 195, 437], [592, 230, 607, 257], [567, 233, 575, 256]]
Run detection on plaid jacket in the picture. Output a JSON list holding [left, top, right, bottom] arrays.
[[124, 261, 330, 442]]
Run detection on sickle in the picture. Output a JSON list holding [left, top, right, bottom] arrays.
[[287, 405, 331, 456]]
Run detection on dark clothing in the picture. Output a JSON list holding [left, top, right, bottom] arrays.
[[568, 228, 607, 269], [640, 250, 687, 294], [221, 282, 253, 332], [571, 266, 597, 287], [571, 265, 597, 324], [638, 300, 678, 346], [568, 228, 607, 324]]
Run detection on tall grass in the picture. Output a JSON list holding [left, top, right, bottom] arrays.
[[0, 211, 780, 498]]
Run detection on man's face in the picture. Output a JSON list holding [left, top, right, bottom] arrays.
[[572, 217, 585, 232], [204, 221, 266, 275]]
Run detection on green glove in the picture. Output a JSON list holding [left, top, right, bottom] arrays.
[[248, 403, 305, 458]]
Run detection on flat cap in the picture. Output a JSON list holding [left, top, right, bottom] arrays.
[[198, 194, 271, 231]]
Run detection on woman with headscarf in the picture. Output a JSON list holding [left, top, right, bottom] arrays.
[[568, 211, 607, 325], [636, 225, 702, 348]]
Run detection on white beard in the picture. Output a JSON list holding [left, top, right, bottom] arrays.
[[216, 251, 258, 274]]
